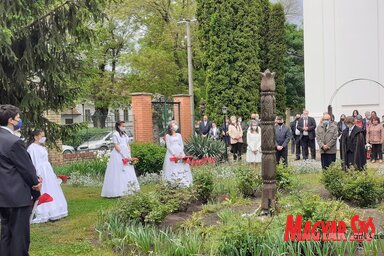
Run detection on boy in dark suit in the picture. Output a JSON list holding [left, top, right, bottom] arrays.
[[0, 105, 42, 256], [275, 116, 292, 166]]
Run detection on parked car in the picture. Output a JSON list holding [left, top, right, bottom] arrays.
[[77, 130, 134, 152], [62, 145, 75, 154]]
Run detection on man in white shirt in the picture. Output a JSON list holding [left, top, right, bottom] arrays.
[[297, 110, 317, 160], [290, 114, 302, 160]]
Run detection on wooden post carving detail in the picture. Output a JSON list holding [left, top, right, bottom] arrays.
[[260, 69, 277, 212]]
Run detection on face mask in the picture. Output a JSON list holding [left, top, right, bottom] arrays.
[[173, 125, 178, 131], [238, 119, 242, 122], [39, 137, 47, 144], [278, 123, 283, 126], [323, 120, 329, 126], [341, 118, 345, 121], [14, 119, 22, 130], [120, 127, 126, 132], [251, 125, 257, 129]]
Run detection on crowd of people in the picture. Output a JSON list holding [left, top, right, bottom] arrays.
[[0, 104, 195, 255], [196, 109, 384, 171], [2, 102, 384, 255], [196, 114, 262, 164]]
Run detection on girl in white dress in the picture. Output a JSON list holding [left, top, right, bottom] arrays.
[[163, 121, 193, 187], [27, 130, 68, 223], [246, 120, 262, 164], [101, 121, 140, 197]]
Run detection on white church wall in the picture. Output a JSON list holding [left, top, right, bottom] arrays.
[[304, 0, 384, 121]]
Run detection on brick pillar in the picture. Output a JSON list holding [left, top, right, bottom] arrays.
[[131, 93, 153, 143], [173, 94, 192, 141], [44, 110, 64, 166]]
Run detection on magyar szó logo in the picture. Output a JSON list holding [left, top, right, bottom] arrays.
[[284, 214, 377, 242]]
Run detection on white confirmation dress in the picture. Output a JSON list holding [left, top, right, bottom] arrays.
[[101, 131, 140, 197], [27, 143, 68, 223], [163, 133, 193, 187]]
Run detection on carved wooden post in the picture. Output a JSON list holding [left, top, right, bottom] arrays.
[[260, 69, 277, 213]]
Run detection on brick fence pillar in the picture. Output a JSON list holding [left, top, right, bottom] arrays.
[[131, 93, 153, 143], [44, 110, 64, 166], [173, 94, 192, 141]]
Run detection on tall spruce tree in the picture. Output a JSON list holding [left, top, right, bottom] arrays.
[[197, 0, 260, 122], [0, 1, 106, 141], [268, 3, 287, 116]]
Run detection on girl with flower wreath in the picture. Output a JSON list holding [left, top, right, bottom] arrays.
[[162, 121, 193, 187]]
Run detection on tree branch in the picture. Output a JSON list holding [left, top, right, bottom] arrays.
[[23, 0, 72, 30]]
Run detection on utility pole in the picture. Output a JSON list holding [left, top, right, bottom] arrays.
[[178, 18, 196, 135]]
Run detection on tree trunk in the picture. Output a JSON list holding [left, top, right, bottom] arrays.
[[92, 107, 109, 128]]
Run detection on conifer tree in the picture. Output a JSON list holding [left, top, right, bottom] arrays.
[[197, 0, 260, 122], [0, 1, 106, 141], [257, 0, 271, 72], [268, 3, 287, 116]]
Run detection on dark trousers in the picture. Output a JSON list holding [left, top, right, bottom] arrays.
[[301, 136, 316, 160], [321, 153, 336, 170], [372, 144, 383, 160], [339, 139, 343, 160], [276, 147, 288, 166], [293, 135, 301, 159], [231, 143, 243, 160], [0, 206, 32, 256], [345, 151, 354, 169], [290, 138, 295, 154]]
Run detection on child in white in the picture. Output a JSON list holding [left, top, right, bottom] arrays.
[[27, 130, 68, 223], [162, 121, 193, 187], [101, 121, 140, 197]]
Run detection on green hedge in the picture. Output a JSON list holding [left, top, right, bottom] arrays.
[[54, 143, 166, 177], [322, 164, 384, 207], [54, 157, 108, 176], [103, 183, 196, 225], [131, 143, 166, 176]]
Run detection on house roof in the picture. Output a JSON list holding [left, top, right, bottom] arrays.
[[61, 108, 81, 116]]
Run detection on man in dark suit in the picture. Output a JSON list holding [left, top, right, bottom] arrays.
[[290, 114, 302, 160], [275, 116, 292, 166], [199, 115, 211, 137], [297, 110, 317, 160], [0, 105, 42, 256]]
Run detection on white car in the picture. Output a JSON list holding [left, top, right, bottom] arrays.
[[62, 145, 75, 154], [77, 131, 134, 152]]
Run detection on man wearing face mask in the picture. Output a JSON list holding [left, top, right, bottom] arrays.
[[0, 104, 42, 256], [290, 114, 302, 160], [341, 116, 366, 171], [275, 116, 291, 166], [316, 113, 338, 169], [297, 110, 317, 160]]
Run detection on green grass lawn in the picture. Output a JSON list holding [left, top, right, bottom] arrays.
[[30, 186, 118, 256]]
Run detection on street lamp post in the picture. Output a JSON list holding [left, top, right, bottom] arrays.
[[82, 103, 85, 122], [222, 105, 228, 161], [178, 18, 196, 135]]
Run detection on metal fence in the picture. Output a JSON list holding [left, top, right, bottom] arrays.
[[152, 101, 181, 145]]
